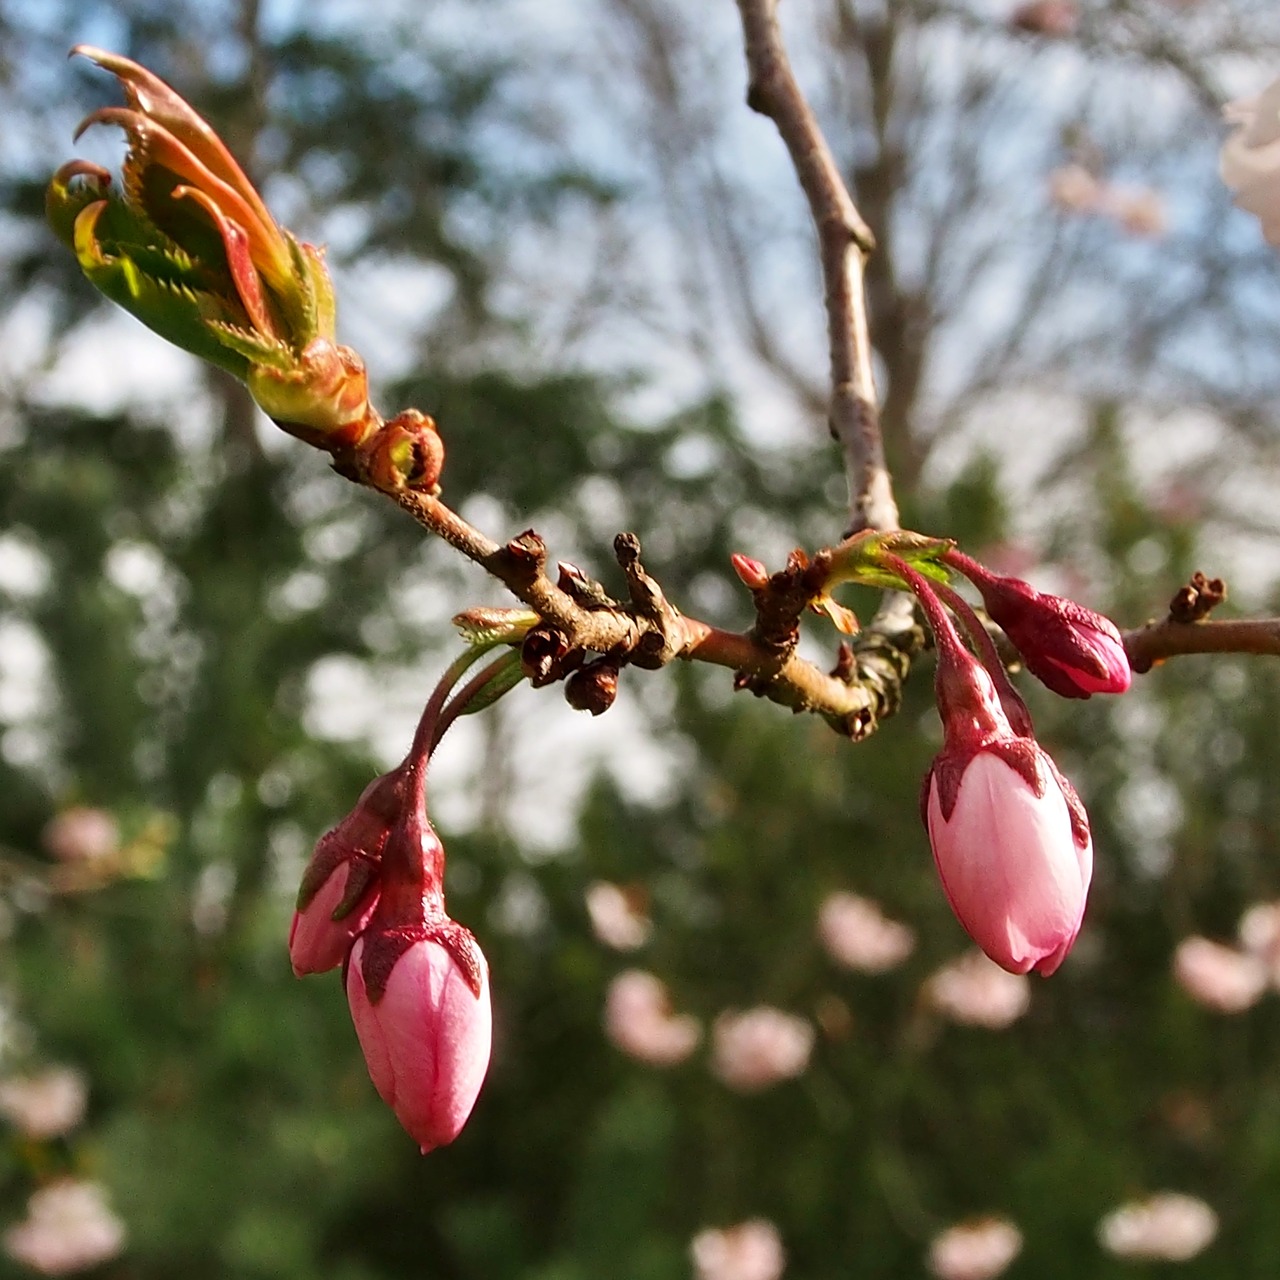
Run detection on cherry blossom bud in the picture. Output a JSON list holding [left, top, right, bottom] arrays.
[[926, 743, 1092, 975], [928, 1218, 1023, 1280], [1097, 1193, 1218, 1261], [946, 551, 1130, 698], [289, 768, 404, 976], [604, 970, 701, 1066], [1009, 0, 1078, 37], [1221, 78, 1280, 247], [691, 1220, 786, 1280], [730, 554, 770, 591], [586, 882, 652, 951], [710, 1007, 814, 1093], [41, 808, 118, 863], [1172, 936, 1268, 1013], [817, 893, 915, 973], [3, 1180, 126, 1276], [924, 951, 1031, 1029], [0, 1067, 88, 1139], [346, 923, 491, 1153]]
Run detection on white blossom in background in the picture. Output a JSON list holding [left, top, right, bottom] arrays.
[[603, 970, 701, 1067], [710, 1007, 814, 1093], [1172, 937, 1268, 1013], [1238, 900, 1280, 984], [927, 1218, 1023, 1280], [924, 951, 1031, 1029], [817, 893, 915, 973], [1097, 1192, 1218, 1262], [690, 1219, 786, 1280], [3, 1180, 126, 1275], [585, 882, 652, 951], [0, 1067, 87, 1139], [40, 808, 118, 864], [1221, 79, 1280, 246]]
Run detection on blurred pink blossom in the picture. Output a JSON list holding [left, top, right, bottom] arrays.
[[0, 1068, 87, 1139], [40, 809, 118, 863], [711, 1007, 814, 1092], [925, 951, 1031, 1029], [3, 1180, 126, 1275], [817, 893, 915, 973], [604, 970, 701, 1067], [1097, 1192, 1218, 1261], [1047, 164, 1102, 213], [928, 1218, 1023, 1280], [1102, 187, 1167, 238], [1238, 900, 1280, 984], [1221, 78, 1280, 246], [691, 1219, 786, 1280], [1009, 1, 1078, 37], [585, 882, 652, 951], [1172, 936, 1267, 1013]]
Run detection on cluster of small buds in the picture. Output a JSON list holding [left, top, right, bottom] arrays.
[[881, 547, 1128, 976], [289, 704, 491, 1152]]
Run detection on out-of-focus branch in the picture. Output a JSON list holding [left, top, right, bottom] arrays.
[[734, 0, 898, 535]]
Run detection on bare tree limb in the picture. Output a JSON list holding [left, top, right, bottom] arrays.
[[734, 0, 898, 535], [1124, 618, 1280, 674]]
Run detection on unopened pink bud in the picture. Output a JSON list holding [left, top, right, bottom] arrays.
[[731, 554, 770, 591], [289, 769, 404, 976], [925, 745, 1092, 976], [949, 553, 1130, 698], [346, 924, 492, 1153]]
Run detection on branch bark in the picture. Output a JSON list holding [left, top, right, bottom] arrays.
[[735, 0, 898, 535]]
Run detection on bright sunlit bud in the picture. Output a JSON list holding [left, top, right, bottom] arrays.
[[346, 923, 492, 1153], [926, 641, 1093, 976], [1097, 1193, 1218, 1262], [946, 551, 1131, 698], [1221, 78, 1280, 247], [48, 48, 377, 451], [690, 1220, 786, 1280], [928, 1218, 1023, 1280], [710, 1007, 814, 1093], [730, 554, 770, 591], [288, 768, 405, 976], [1172, 936, 1268, 1013]]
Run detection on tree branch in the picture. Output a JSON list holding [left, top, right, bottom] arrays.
[[734, 0, 898, 535]]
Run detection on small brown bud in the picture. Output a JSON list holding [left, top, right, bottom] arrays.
[[565, 658, 620, 716]]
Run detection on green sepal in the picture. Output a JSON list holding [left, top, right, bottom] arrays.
[[828, 529, 955, 591]]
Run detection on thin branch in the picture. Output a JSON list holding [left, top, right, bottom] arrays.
[[735, 0, 898, 534], [1124, 618, 1280, 674]]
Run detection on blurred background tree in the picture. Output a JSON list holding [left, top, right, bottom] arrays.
[[4, 0, 1280, 1277]]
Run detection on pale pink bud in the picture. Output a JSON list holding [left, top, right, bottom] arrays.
[[925, 951, 1031, 1029], [817, 893, 915, 973], [585, 882, 652, 951], [604, 970, 701, 1067], [0, 1067, 87, 1139], [1097, 1193, 1218, 1261], [1239, 900, 1280, 984], [1221, 78, 1280, 247], [925, 746, 1092, 976], [947, 552, 1130, 698], [731, 554, 770, 591], [691, 1219, 786, 1280], [346, 924, 492, 1152], [41, 808, 118, 863], [711, 1007, 814, 1093], [1103, 187, 1167, 238], [928, 1218, 1023, 1280], [1172, 936, 1268, 1013], [1009, 0, 1078, 37], [3, 1180, 126, 1275]]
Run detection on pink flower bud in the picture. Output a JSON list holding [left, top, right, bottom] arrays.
[[3, 1180, 126, 1276], [710, 1007, 814, 1092], [1172, 936, 1268, 1013], [604, 970, 701, 1066], [289, 768, 404, 976], [730, 554, 770, 591], [817, 893, 915, 973], [928, 1217, 1023, 1280], [925, 740, 1092, 977], [0, 1067, 88, 1140], [691, 1220, 786, 1280], [924, 951, 1031, 1029], [1097, 1193, 1218, 1262], [346, 922, 492, 1153], [41, 808, 118, 863], [947, 552, 1130, 698]]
